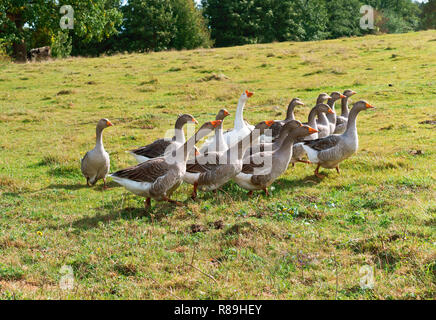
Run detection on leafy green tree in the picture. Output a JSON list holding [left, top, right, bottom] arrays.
[[0, 1, 122, 61], [420, 0, 436, 30], [171, 0, 212, 50], [290, 0, 328, 41], [201, 0, 260, 47], [118, 0, 210, 52], [364, 0, 421, 33], [202, 0, 329, 46], [326, 0, 362, 39]]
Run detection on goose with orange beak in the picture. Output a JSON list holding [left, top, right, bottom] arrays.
[[334, 89, 357, 134], [326, 91, 348, 134], [313, 93, 333, 138], [235, 121, 318, 196], [81, 118, 113, 188], [129, 114, 198, 163], [199, 108, 231, 154], [111, 120, 221, 209], [303, 101, 375, 178], [206, 90, 255, 148], [184, 120, 274, 200]]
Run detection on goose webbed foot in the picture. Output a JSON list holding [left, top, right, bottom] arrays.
[[86, 178, 91, 187], [163, 196, 184, 207], [314, 165, 325, 179], [191, 182, 198, 200], [144, 198, 151, 210], [103, 178, 108, 189], [297, 160, 312, 164]]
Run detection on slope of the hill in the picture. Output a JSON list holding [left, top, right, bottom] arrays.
[[0, 31, 435, 299]]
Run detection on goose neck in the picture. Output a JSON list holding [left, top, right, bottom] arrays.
[[234, 97, 247, 129], [341, 97, 350, 117]]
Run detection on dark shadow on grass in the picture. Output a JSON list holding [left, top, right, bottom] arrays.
[[271, 175, 324, 192], [47, 181, 120, 191], [51, 200, 180, 231], [47, 183, 89, 191]]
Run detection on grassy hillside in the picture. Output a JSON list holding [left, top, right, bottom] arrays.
[[0, 31, 435, 300]]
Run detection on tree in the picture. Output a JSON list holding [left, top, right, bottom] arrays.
[[421, 0, 436, 30], [171, 0, 212, 50], [0, 1, 122, 61], [119, 0, 210, 52], [201, 0, 329, 46], [364, 0, 421, 33], [326, 0, 362, 39]]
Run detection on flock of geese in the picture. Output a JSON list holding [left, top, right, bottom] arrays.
[[80, 90, 375, 209]]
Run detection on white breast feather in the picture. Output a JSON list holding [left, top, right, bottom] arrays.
[[110, 176, 152, 196], [302, 145, 320, 163], [182, 172, 200, 185]]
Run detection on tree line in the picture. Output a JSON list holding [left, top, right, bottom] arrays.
[[1, 0, 435, 61]]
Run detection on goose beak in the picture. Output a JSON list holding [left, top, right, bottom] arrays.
[[245, 90, 254, 98], [211, 120, 222, 128], [296, 100, 305, 106], [192, 118, 199, 124], [351, 91, 357, 95], [223, 110, 230, 116], [340, 94, 346, 99], [327, 108, 334, 114], [265, 120, 275, 127], [365, 103, 375, 109], [195, 149, 200, 156], [326, 95, 332, 100], [106, 120, 113, 126], [308, 127, 318, 134]]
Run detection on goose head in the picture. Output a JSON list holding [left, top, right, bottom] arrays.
[[290, 98, 305, 107], [353, 100, 375, 112], [317, 93, 332, 104], [294, 124, 318, 139], [175, 114, 198, 129], [253, 120, 275, 135], [201, 120, 222, 130], [282, 119, 303, 132], [315, 103, 334, 115], [97, 118, 113, 130], [216, 109, 230, 121], [343, 89, 357, 98], [329, 91, 347, 102], [240, 90, 254, 102]]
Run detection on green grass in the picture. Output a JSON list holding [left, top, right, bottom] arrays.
[[0, 31, 435, 300]]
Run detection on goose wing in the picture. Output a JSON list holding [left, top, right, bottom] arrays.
[[241, 152, 272, 174], [111, 158, 170, 183], [304, 135, 341, 152], [186, 153, 221, 173], [129, 138, 173, 158]]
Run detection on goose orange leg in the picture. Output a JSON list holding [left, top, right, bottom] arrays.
[[86, 178, 91, 187], [335, 165, 340, 174], [103, 178, 108, 189], [314, 164, 325, 179], [247, 191, 253, 197], [163, 196, 184, 207], [144, 198, 151, 210], [191, 182, 198, 200], [264, 188, 269, 196], [297, 160, 311, 164]]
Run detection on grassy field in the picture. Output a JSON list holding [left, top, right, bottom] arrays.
[[0, 30, 435, 300]]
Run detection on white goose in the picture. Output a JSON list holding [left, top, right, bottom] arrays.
[[303, 100, 375, 178], [203, 90, 254, 149]]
